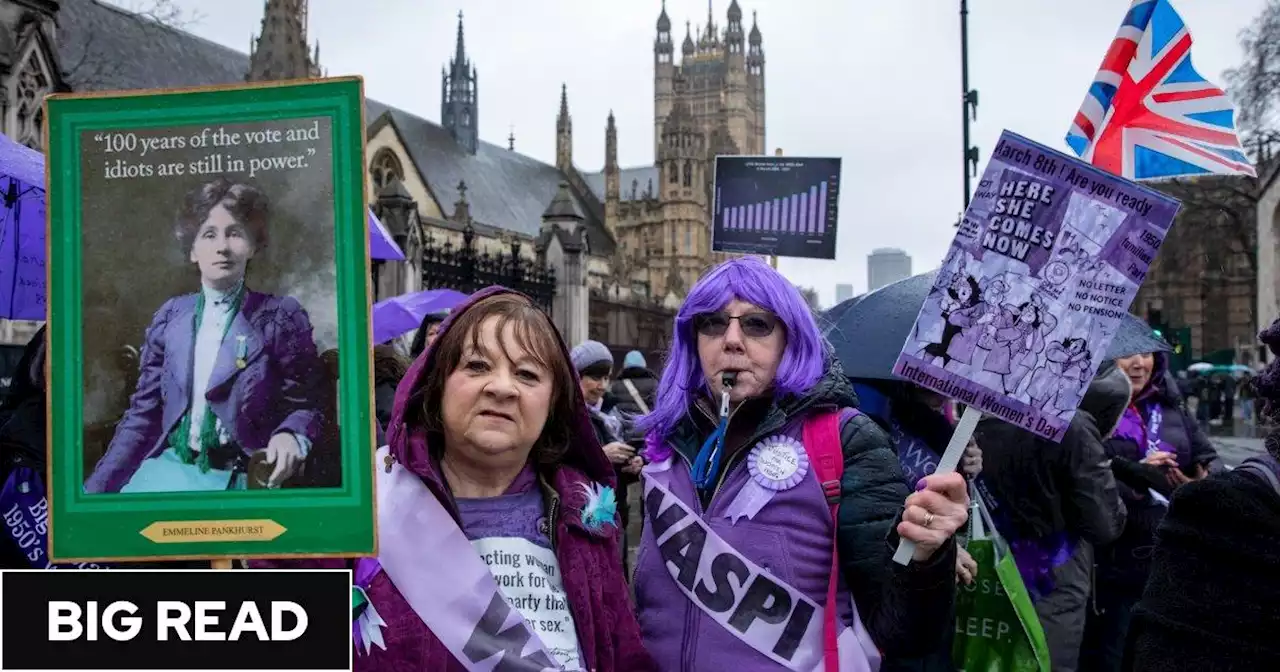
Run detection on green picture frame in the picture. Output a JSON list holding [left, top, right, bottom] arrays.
[[45, 77, 376, 562]]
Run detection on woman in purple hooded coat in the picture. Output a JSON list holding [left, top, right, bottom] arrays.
[[257, 288, 654, 672], [632, 258, 969, 671]]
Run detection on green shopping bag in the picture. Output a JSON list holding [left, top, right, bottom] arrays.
[[952, 491, 1051, 672]]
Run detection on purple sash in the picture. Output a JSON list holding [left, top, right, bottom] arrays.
[[0, 467, 106, 569], [642, 457, 879, 671], [364, 447, 563, 670]]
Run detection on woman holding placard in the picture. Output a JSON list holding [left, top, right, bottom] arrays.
[[260, 288, 653, 671], [631, 257, 969, 671]]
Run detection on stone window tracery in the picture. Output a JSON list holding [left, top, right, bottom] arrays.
[[369, 148, 404, 192], [14, 50, 51, 150]]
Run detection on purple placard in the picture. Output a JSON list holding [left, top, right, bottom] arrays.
[[893, 131, 1180, 442]]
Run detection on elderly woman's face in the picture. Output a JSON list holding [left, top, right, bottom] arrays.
[[190, 203, 255, 290], [1117, 352, 1155, 396], [579, 369, 611, 407], [441, 316, 552, 466], [696, 299, 785, 403]]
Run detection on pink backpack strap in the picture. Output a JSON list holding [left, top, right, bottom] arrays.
[[802, 409, 846, 672]]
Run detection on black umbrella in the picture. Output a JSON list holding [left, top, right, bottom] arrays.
[[821, 270, 1170, 381]]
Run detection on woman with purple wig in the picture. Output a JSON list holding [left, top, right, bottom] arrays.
[[631, 257, 969, 670], [1125, 318, 1280, 670]]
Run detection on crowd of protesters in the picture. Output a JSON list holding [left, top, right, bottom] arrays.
[[3, 256, 1279, 670]]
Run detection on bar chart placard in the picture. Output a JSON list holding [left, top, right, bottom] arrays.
[[712, 155, 842, 260]]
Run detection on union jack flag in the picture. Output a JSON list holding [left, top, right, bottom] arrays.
[[1065, 0, 1255, 180]]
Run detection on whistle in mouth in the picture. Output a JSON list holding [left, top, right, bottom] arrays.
[[718, 372, 737, 417]]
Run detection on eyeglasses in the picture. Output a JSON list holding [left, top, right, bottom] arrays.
[[693, 312, 780, 338]]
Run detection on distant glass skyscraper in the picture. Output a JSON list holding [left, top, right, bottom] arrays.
[[835, 283, 855, 304], [868, 248, 912, 291]]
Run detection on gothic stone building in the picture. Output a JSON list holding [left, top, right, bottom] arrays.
[[0, 0, 770, 354], [1135, 175, 1260, 367]]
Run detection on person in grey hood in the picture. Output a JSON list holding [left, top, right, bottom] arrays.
[[970, 363, 1130, 671]]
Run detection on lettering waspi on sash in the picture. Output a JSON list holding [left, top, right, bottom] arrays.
[[373, 447, 565, 671], [642, 458, 877, 672]]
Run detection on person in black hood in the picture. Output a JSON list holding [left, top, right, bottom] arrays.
[[0, 326, 47, 568], [407, 311, 447, 360], [971, 363, 1130, 672], [1125, 318, 1280, 670]]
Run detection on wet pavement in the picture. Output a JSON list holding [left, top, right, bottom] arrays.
[[1205, 419, 1270, 468]]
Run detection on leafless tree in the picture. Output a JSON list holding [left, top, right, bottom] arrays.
[[1153, 175, 1258, 275], [62, 0, 204, 90], [1225, 0, 1280, 162]]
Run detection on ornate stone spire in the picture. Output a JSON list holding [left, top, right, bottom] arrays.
[[246, 0, 320, 82], [442, 10, 479, 154]]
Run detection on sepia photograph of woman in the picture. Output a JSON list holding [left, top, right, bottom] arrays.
[[83, 177, 327, 495]]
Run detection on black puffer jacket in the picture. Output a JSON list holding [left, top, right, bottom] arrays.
[[665, 353, 958, 657]]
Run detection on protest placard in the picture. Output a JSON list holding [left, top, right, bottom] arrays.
[[893, 131, 1180, 442], [43, 78, 375, 562], [711, 156, 841, 260]]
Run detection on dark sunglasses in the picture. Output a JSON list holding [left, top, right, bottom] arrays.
[[693, 312, 780, 338]]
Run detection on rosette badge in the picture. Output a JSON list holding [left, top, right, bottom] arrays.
[[725, 435, 810, 523]]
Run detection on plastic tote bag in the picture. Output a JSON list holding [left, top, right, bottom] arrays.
[[952, 489, 1051, 672]]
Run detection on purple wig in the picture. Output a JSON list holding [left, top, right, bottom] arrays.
[[641, 257, 827, 460]]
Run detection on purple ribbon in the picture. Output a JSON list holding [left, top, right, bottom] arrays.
[[0, 467, 107, 569], [352, 558, 382, 652], [724, 436, 809, 523]]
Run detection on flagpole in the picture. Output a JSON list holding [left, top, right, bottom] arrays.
[[961, 0, 974, 210], [770, 147, 782, 270]]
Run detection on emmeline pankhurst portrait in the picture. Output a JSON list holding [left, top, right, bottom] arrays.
[[83, 177, 327, 495]]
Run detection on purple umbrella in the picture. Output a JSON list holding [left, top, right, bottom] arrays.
[[369, 209, 405, 261], [372, 288, 468, 344], [0, 133, 46, 321]]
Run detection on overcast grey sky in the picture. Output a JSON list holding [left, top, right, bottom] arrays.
[[115, 0, 1266, 306]]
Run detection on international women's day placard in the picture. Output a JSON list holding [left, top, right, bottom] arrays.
[[894, 131, 1180, 442]]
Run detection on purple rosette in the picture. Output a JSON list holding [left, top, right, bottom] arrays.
[[724, 436, 810, 523]]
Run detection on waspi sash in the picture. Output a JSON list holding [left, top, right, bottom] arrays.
[[642, 458, 876, 672], [373, 447, 564, 671]]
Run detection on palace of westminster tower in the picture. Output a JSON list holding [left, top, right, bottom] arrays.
[[590, 0, 765, 299]]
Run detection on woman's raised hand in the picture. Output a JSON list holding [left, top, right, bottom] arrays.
[[898, 472, 970, 563]]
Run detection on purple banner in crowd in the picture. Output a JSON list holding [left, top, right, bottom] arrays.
[[894, 131, 1180, 442], [0, 468, 106, 569]]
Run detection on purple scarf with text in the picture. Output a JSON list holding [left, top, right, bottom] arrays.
[[1112, 401, 1183, 465]]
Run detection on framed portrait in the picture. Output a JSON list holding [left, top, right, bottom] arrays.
[[45, 77, 376, 562]]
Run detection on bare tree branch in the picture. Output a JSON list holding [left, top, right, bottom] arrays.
[[64, 0, 204, 89], [1225, 0, 1280, 160]]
